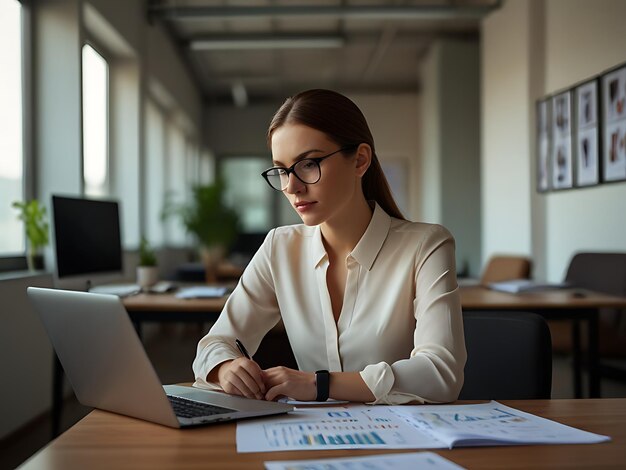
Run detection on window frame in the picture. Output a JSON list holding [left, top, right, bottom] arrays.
[[0, 0, 32, 272]]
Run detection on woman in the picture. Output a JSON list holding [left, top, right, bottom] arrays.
[[192, 89, 466, 405]]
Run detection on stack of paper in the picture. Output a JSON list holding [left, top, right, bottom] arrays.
[[89, 284, 140, 297], [175, 286, 229, 299], [488, 279, 569, 293]]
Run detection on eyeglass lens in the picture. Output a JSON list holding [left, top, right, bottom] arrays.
[[266, 159, 321, 190]]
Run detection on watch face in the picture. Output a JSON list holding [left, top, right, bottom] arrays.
[[315, 370, 330, 401]]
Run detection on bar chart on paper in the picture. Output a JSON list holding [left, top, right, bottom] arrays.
[[237, 402, 610, 453], [237, 407, 442, 452]]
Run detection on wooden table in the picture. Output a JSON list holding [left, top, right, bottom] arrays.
[[21, 399, 626, 469], [460, 286, 626, 399]]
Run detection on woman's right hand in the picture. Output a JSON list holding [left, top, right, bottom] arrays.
[[217, 358, 266, 400]]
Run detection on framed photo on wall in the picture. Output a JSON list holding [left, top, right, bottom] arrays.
[[551, 91, 574, 189], [536, 98, 551, 192], [574, 79, 600, 186], [601, 65, 626, 182]]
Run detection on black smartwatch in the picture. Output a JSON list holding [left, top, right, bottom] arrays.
[[315, 370, 330, 401]]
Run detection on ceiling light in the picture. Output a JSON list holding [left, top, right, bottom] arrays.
[[231, 81, 248, 108], [189, 36, 345, 51]]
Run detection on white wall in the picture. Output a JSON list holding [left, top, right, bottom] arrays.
[[205, 104, 279, 157], [421, 44, 442, 224], [420, 39, 481, 276], [481, 0, 533, 267], [482, 0, 626, 281], [348, 93, 421, 222], [543, 0, 626, 281]]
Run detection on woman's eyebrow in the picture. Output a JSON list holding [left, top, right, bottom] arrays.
[[272, 148, 325, 166]]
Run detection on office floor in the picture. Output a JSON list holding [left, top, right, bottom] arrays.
[[2, 325, 626, 470]]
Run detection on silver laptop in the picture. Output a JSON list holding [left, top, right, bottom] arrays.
[[27, 287, 293, 428]]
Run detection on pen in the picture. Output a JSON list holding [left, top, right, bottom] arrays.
[[235, 338, 251, 359]]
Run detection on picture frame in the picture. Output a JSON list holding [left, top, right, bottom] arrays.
[[574, 79, 600, 187], [601, 65, 626, 182], [536, 99, 551, 192], [550, 91, 574, 190]]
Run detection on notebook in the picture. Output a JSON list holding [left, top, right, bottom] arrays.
[[27, 287, 293, 428]]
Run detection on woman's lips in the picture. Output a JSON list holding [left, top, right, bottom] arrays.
[[294, 201, 317, 213]]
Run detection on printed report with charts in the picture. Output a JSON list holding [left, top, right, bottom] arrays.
[[236, 401, 609, 453]]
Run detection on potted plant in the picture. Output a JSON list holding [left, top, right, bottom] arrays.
[[137, 237, 158, 289], [163, 181, 240, 283], [12, 199, 49, 271]]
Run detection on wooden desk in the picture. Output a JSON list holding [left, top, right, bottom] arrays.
[[22, 399, 626, 469], [460, 285, 626, 311], [460, 286, 626, 399], [123, 292, 227, 332], [51, 287, 626, 437]]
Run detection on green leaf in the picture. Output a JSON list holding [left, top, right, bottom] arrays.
[[12, 199, 50, 252]]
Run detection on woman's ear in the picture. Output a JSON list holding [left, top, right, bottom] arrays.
[[354, 143, 372, 178]]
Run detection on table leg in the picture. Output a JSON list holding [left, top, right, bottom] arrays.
[[52, 354, 63, 438], [572, 320, 583, 399], [587, 312, 600, 398]]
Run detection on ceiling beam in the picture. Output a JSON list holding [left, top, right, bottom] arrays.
[[150, 2, 502, 22]]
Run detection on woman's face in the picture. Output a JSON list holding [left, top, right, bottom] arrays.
[[270, 123, 365, 226]]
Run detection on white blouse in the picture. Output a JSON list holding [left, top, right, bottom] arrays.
[[192, 203, 466, 405]]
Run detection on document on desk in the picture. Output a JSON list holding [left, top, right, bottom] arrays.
[[278, 397, 349, 406], [488, 279, 569, 293], [264, 451, 465, 470], [175, 286, 229, 299], [238, 407, 442, 452], [237, 401, 610, 453]]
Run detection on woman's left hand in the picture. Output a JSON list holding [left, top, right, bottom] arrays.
[[263, 366, 317, 401]]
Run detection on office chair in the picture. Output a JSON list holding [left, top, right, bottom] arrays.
[[459, 311, 552, 399], [480, 255, 532, 285], [564, 252, 626, 382]]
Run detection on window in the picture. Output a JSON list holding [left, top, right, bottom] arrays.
[[82, 44, 109, 197], [221, 157, 273, 232], [164, 121, 188, 246], [0, 0, 24, 256]]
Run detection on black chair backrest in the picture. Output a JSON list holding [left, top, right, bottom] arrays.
[[459, 311, 552, 400], [565, 252, 626, 296]]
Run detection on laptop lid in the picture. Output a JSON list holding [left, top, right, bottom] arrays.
[[27, 287, 293, 428]]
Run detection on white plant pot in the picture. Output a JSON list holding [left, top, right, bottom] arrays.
[[137, 266, 159, 289]]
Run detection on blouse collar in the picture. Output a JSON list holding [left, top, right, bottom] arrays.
[[311, 202, 392, 271]]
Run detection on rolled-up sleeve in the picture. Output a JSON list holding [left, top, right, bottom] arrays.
[[360, 227, 466, 404], [192, 230, 281, 390]]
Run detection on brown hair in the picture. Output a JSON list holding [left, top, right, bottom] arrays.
[[267, 89, 405, 220]]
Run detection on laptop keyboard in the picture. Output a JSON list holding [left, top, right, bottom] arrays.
[[167, 395, 236, 419]]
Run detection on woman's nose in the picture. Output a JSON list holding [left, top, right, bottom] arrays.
[[284, 172, 305, 194]]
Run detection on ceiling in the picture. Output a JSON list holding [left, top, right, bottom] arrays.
[[148, 0, 501, 105]]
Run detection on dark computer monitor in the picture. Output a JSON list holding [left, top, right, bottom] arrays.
[[52, 195, 123, 279]]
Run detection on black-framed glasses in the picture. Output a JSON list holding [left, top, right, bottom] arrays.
[[261, 145, 358, 191]]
